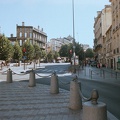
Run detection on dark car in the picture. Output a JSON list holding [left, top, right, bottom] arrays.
[[91, 61, 97, 67]]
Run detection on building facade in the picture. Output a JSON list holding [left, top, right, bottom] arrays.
[[109, 0, 120, 70], [8, 22, 47, 51], [94, 5, 112, 66], [48, 35, 73, 52]]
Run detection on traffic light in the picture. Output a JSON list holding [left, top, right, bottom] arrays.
[[23, 48, 26, 53], [70, 50, 72, 54]]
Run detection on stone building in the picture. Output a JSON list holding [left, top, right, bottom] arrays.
[[109, 0, 120, 70], [48, 35, 73, 52], [105, 25, 113, 68], [8, 22, 47, 50], [94, 5, 112, 66]]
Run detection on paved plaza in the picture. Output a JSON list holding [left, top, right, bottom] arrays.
[[0, 81, 82, 120], [0, 63, 119, 120]]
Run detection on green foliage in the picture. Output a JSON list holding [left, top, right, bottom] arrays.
[[59, 45, 68, 57], [53, 51, 59, 61], [0, 34, 14, 61], [13, 41, 22, 61], [59, 42, 84, 60], [22, 39, 34, 61], [85, 48, 94, 58], [47, 51, 53, 62], [33, 43, 41, 60], [41, 50, 46, 59]]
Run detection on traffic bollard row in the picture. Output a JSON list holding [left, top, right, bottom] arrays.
[[69, 80, 82, 110], [83, 89, 107, 120], [28, 69, 36, 87], [6, 69, 13, 83], [50, 71, 59, 94]]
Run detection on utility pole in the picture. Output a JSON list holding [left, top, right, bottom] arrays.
[[72, 0, 76, 73]]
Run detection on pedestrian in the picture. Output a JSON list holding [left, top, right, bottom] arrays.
[[100, 63, 102, 68]]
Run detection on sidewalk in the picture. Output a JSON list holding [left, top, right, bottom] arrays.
[[76, 66, 120, 85], [0, 81, 83, 120], [0, 81, 118, 120], [0, 63, 119, 120]]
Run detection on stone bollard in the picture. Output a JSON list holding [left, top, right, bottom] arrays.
[[6, 69, 13, 83], [83, 89, 107, 120], [28, 69, 36, 87], [69, 77, 82, 110], [50, 71, 59, 94]]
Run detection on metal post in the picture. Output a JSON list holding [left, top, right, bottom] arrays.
[[111, 69, 112, 77], [72, 0, 76, 73], [24, 60, 25, 70], [116, 72, 117, 79], [100, 69, 102, 77], [103, 70, 105, 79], [89, 69, 90, 76], [91, 70, 92, 79], [85, 67, 86, 76]]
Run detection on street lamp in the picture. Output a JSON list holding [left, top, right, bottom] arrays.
[[72, 0, 76, 73]]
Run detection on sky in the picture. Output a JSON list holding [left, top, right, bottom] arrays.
[[0, 0, 110, 48]]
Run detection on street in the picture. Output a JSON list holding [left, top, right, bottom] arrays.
[[34, 64, 120, 120]]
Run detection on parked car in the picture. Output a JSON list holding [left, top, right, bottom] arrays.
[[91, 61, 97, 67]]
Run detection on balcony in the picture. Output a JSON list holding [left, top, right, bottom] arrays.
[[94, 44, 102, 52]]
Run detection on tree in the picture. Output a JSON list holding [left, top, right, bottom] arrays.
[[33, 43, 41, 66], [13, 41, 22, 64], [0, 34, 14, 63], [47, 51, 53, 62], [85, 48, 94, 58], [59, 42, 84, 61], [33, 43, 41, 60], [22, 39, 34, 62], [59, 45, 68, 57], [53, 51, 59, 62]]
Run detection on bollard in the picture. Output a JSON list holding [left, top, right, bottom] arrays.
[[116, 72, 117, 79], [103, 70, 105, 78], [6, 69, 13, 83], [83, 89, 107, 120], [50, 71, 59, 94], [69, 78, 82, 110], [91, 70, 92, 79], [28, 69, 36, 87], [85, 67, 86, 76]]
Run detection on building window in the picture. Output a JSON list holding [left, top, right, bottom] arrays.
[[11, 41, 15, 45], [114, 49, 116, 54], [20, 32, 22, 37], [30, 40, 32, 44], [20, 40, 22, 46], [117, 48, 119, 53], [30, 33, 32, 38], [25, 33, 27, 38]]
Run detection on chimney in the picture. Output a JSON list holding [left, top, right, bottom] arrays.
[[22, 22, 24, 26], [11, 34, 13, 37], [38, 26, 40, 29]]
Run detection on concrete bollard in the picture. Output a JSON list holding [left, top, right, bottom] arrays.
[[83, 89, 107, 120], [28, 69, 36, 87], [50, 71, 59, 94], [6, 69, 13, 83], [69, 80, 82, 110]]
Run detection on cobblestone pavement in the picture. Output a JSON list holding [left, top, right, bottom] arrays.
[[0, 82, 82, 120], [0, 63, 119, 120]]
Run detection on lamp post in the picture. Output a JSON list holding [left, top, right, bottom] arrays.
[[72, 0, 76, 73]]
